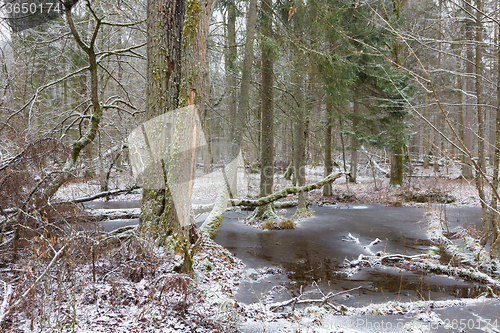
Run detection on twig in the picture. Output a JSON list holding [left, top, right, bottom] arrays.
[[0, 244, 67, 324]]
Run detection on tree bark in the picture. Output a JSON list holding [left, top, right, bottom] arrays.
[[291, 4, 307, 214], [140, 0, 186, 243], [223, 0, 238, 176], [388, 0, 405, 187]]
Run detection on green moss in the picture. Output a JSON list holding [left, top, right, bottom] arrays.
[[183, 0, 201, 45]]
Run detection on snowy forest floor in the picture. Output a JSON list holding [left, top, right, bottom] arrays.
[[3, 161, 500, 332]]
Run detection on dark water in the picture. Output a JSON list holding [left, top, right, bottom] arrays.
[[86, 200, 492, 304], [214, 204, 492, 306]]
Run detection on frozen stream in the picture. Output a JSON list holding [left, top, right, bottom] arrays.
[[87, 201, 499, 332], [212, 204, 500, 332], [213, 204, 490, 305]]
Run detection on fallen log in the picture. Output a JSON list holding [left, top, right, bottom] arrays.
[[200, 172, 346, 238], [71, 186, 140, 204], [193, 200, 298, 214], [0, 186, 141, 216], [87, 208, 140, 221], [230, 172, 345, 207]]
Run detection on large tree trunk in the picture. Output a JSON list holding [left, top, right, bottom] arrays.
[[388, 0, 405, 187], [250, 0, 277, 220], [140, 0, 185, 243], [200, 0, 258, 238], [389, 148, 403, 186]]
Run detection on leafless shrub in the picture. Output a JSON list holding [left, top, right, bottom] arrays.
[[155, 273, 192, 312], [0, 138, 97, 261]]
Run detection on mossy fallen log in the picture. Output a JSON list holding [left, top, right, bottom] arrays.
[[200, 172, 345, 238], [231, 172, 345, 207]]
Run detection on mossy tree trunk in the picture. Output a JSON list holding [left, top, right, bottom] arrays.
[[45, 3, 103, 199], [141, 0, 215, 273], [140, 0, 185, 243]]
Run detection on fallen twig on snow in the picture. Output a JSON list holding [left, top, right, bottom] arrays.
[[269, 286, 363, 311]]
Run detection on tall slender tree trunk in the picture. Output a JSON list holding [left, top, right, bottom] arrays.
[[473, 0, 489, 244], [349, 100, 360, 183], [388, 0, 406, 187], [200, 0, 258, 237], [289, 0, 307, 214], [250, 0, 277, 220], [226, 0, 237, 144], [293, 115, 307, 213], [423, 95, 431, 168], [291, 70, 306, 211], [489, 9, 500, 259], [433, 0, 443, 174], [323, 98, 333, 196], [463, 0, 475, 179]]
